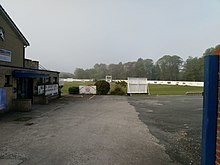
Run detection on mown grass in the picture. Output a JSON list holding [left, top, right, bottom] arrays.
[[148, 84, 203, 95], [61, 81, 203, 96], [61, 81, 94, 95]]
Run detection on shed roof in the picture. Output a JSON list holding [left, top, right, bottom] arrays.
[[0, 5, 30, 46]]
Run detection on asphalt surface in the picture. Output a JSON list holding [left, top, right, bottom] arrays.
[[128, 95, 203, 165], [0, 95, 176, 165]]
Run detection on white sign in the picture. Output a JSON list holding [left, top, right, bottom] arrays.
[[127, 77, 148, 94], [38, 85, 44, 95], [79, 86, 96, 94], [38, 84, 58, 96], [45, 84, 58, 96], [106, 76, 112, 83]]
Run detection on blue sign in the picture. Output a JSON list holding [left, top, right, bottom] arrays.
[[0, 88, 6, 111]]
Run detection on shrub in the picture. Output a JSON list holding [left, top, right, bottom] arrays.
[[110, 81, 127, 95], [115, 81, 127, 88], [68, 87, 79, 94], [95, 80, 110, 95], [110, 86, 126, 95]]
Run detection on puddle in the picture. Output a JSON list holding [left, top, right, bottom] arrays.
[[24, 122, 34, 126]]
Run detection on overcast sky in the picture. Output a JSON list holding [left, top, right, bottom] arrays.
[[1, 0, 220, 72]]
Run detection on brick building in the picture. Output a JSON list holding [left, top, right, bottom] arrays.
[[0, 5, 59, 112]]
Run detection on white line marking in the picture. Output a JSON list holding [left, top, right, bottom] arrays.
[[89, 95, 96, 100]]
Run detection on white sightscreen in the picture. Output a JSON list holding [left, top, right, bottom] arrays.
[[127, 77, 148, 94]]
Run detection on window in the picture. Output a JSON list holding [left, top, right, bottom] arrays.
[[4, 75, 11, 86], [45, 77, 51, 84], [53, 77, 58, 84], [37, 78, 43, 84]]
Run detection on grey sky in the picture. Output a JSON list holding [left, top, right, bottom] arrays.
[[1, 0, 220, 72]]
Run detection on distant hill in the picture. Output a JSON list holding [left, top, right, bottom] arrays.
[[59, 72, 74, 78]]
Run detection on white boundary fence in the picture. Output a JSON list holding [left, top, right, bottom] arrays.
[[60, 78, 204, 87], [61, 78, 94, 82], [146, 80, 204, 87], [114, 80, 203, 87]]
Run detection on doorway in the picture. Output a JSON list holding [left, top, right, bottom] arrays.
[[17, 78, 33, 100]]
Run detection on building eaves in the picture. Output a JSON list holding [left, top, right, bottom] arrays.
[[0, 64, 60, 74], [0, 5, 30, 46]]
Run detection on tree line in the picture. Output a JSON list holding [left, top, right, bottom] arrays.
[[70, 44, 220, 81]]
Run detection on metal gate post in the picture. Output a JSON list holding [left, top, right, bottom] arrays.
[[202, 55, 219, 165]]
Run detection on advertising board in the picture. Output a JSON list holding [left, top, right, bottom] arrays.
[[0, 49, 11, 62], [0, 88, 6, 111], [38, 84, 58, 96], [79, 86, 96, 94]]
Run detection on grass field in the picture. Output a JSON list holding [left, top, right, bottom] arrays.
[[148, 84, 203, 95], [61, 81, 94, 95], [61, 82, 203, 96]]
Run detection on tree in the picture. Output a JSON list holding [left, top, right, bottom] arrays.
[[94, 63, 108, 79], [151, 64, 160, 80], [135, 58, 146, 77], [156, 55, 183, 80], [169, 55, 183, 80], [108, 62, 126, 79], [74, 68, 88, 79], [182, 56, 204, 81], [59, 72, 74, 78], [124, 62, 136, 78], [143, 59, 154, 79], [117, 62, 126, 79], [203, 44, 220, 56], [203, 47, 215, 56], [133, 58, 154, 79], [85, 68, 96, 79], [215, 44, 220, 50]]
